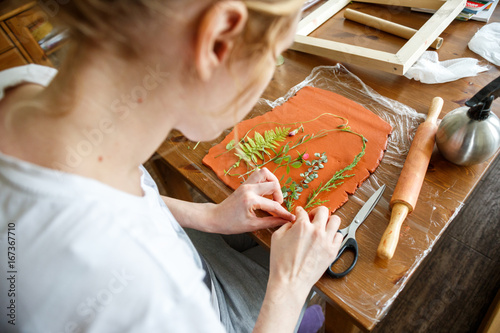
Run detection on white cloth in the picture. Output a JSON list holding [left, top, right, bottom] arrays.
[[0, 65, 225, 333], [468, 22, 500, 66], [0, 64, 57, 99], [404, 51, 489, 84]]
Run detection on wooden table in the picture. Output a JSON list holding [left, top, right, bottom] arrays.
[[155, 4, 499, 332]]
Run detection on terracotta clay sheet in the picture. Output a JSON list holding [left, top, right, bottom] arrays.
[[203, 86, 392, 213]]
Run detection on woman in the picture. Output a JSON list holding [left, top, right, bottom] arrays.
[[0, 0, 343, 332]]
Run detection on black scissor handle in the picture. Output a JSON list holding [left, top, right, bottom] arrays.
[[327, 237, 359, 278]]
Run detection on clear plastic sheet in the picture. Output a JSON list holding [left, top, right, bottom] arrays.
[[260, 65, 426, 169], [167, 64, 465, 327], [249, 64, 463, 326]]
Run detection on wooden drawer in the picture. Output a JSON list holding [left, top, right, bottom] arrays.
[[6, 7, 52, 67], [0, 47, 28, 71], [0, 27, 13, 54]]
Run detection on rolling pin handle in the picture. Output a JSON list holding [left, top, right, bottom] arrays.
[[377, 202, 410, 260], [427, 97, 444, 124]]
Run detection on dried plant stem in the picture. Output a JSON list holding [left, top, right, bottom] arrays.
[[215, 113, 348, 158], [304, 130, 367, 209], [233, 130, 331, 179]]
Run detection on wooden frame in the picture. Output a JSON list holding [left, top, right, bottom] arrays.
[[291, 0, 466, 75]]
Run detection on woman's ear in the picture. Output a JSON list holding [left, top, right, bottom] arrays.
[[195, 1, 248, 82]]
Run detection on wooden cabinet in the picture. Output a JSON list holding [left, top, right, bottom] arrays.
[[0, 0, 67, 71], [0, 26, 14, 53], [0, 47, 28, 70]]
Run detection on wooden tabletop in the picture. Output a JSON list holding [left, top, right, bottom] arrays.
[[156, 3, 499, 331], [0, 0, 35, 21]]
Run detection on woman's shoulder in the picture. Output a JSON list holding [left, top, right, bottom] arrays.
[[0, 161, 220, 331], [0, 209, 221, 332]]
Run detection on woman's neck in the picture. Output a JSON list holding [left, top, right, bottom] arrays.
[[0, 50, 179, 196]]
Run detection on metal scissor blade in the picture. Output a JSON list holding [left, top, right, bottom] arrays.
[[351, 185, 386, 227]]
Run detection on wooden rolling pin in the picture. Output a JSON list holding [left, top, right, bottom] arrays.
[[377, 97, 444, 260], [344, 9, 443, 49]]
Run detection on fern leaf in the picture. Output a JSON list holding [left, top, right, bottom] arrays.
[[248, 138, 256, 148], [233, 127, 290, 167], [254, 132, 265, 145]]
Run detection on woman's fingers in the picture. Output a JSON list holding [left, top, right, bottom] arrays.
[[298, 206, 343, 254], [332, 230, 344, 249], [246, 167, 278, 183], [245, 181, 281, 199], [294, 206, 309, 223], [253, 196, 295, 222], [259, 216, 293, 230], [308, 206, 330, 229], [272, 221, 294, 241], [326, 214, 341, 235], [241, 167, 343, 242], [327, 215, 343, 255], [245, 168, 284, 203]]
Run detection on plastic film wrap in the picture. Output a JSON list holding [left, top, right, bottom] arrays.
[[164, 64, 465, 327], [251, 65, 464, 326]]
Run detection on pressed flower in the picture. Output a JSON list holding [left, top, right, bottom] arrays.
[[288, 129, 298, 136], [302, 153, 309, 160]]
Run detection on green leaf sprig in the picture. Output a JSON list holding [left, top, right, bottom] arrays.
[[224, 127, 290, 175], [273, 150, 308, 174], [232, 131, 328, 180], [280, 152, 328, 212], [216, 113, 347, 159], [301, 153, 327, 189], [304, 132, 367, 210], [281, 177, 302, 212]]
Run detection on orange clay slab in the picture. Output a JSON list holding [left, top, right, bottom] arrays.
[[202, 86, 392, 213]]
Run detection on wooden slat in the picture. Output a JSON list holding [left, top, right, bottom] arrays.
[[0, 0, 36, 22], [298, 0, 447, 37], [297, 0, 351, 36], [356, 0, 446, 9], [294, 0, 465, 75], [343, 9, 443, 49], [292, 34, 404, 74], [0, 47, 28, 71], [0, 25, 13, 53], [396, 0, 466, 73], [0, 21, 32, 63]]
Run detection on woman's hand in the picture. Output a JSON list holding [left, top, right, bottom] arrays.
[[210, 167, 296, 234], [269, 206, 343, 293], [254, 206, 343, 333], [162, 167, 294, 234]]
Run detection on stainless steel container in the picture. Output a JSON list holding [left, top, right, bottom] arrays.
[[436, 76, 500, 166]]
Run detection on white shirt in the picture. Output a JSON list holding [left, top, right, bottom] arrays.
[[0, 65, 225, 333]]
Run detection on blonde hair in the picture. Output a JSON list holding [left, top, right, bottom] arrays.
[[45, 0, 303, 59], [42, 0, 303, 118], [245, 0, 305, 15]]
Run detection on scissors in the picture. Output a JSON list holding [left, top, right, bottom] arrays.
[[327, 185, 386, 278]]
